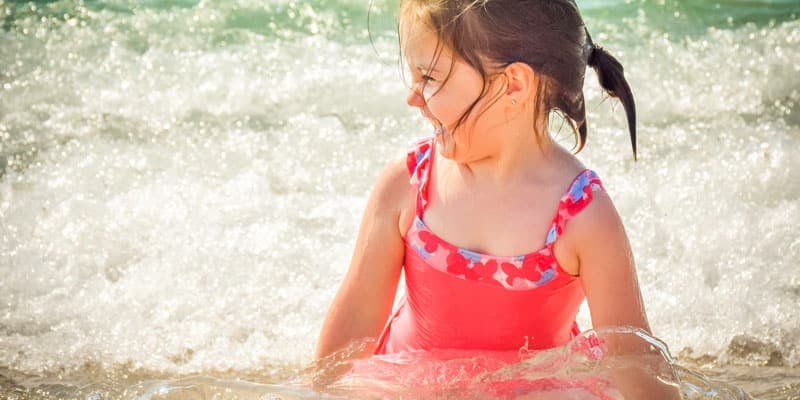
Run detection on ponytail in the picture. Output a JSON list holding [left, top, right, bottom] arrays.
[[586, 31, 637, 160]]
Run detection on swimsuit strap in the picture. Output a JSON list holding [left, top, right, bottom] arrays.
[[542, 169, 605, 249], [405, 137, 435, 217]]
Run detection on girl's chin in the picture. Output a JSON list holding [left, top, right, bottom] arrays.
[[434, 131, 457, 160]]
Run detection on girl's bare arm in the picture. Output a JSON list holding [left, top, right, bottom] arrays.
[[570, 191, 680, 399], [572, 190, 650, 333], [315, 158, 413, 360]]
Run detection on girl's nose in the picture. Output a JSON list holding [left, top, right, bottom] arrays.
[[406, 84, 426, 108]]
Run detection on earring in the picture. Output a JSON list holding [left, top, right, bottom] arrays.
[[511, 99, 517, 105]]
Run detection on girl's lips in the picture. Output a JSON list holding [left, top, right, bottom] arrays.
[[420, 110, 444, 136]]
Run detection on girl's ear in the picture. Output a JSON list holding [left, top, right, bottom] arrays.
[[503, 62, 537, 104]]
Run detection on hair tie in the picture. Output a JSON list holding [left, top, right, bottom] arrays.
[[584, 27, 599, 65]]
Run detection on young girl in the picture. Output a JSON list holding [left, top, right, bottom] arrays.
[[317, 0, 650, 365]]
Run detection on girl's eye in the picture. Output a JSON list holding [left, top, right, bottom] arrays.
[[421, 74, 435, 82]]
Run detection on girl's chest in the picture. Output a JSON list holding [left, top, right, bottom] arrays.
[[421, 188, 559, 257]]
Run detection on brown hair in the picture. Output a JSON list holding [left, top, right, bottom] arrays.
[[392, 0, 637, 159]]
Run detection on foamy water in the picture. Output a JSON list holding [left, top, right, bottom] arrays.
[[1, 0, 799, 398]]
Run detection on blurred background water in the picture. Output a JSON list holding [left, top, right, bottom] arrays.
[[1, 0, 799, 398]]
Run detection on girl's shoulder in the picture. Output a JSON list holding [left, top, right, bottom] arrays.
[[369, 155, 418, 238], [550, 146, 609, 223], [554, 169, 622, 268]]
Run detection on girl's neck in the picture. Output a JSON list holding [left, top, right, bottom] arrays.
[[442, 126, 567, 189]]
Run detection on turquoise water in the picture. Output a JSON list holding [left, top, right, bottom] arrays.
[[1, 0, 799, 398]]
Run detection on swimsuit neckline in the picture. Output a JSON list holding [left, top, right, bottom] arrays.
[[410, 165, 592, 262], [403, 136, 604, 288]]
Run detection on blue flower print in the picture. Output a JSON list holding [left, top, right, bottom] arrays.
[[416, 148, 431, 165], [413, 244, 432, 260], [544, 225, 558, 245], [458, 248, 483, 263], [570, 172, 590, 202], [535, 268, 556, 286]]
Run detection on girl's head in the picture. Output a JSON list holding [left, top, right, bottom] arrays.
[[396, 0, 637, 160]]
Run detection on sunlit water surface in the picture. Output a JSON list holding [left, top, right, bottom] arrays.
[[1, 0, 799, 398]]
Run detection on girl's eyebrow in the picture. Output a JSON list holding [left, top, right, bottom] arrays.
[[415, 55, 451, 73]]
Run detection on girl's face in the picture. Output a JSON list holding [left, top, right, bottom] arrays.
[[401, 21, 507, 161]]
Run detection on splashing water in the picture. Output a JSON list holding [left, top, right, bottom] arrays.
[[81, 328, 750, 399]]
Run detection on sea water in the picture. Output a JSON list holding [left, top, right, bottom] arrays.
[[0, 0, 798, 398]]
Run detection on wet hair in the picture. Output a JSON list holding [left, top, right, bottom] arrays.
[[394, 0, 637, 159]]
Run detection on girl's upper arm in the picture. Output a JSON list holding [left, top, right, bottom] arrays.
[[569, 190, 652, 334], [569, 192, 680, 399], [315, 157, 414, 359]]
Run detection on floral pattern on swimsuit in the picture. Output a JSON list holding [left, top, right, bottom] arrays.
[[404, 137, 605, 290]]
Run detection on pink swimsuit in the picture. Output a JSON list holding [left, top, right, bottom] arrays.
[[374, 137, 605, 355]]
